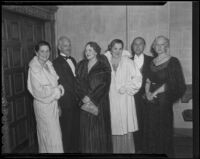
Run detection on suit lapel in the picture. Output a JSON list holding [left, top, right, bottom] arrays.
[[141, 54, 148, 75], [141, 55, 146, 74], [60, 56, 75, 78], [136, 54, 144, 75]]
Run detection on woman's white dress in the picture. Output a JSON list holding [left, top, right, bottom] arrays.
[[104, 51, 142, 153], [27, 56, 63, 153]]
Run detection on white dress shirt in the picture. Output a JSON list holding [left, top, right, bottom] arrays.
[[134, 53, 144, 70], [60, 53, 76, 77]]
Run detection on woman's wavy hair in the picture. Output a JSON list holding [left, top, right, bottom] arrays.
[[106, 39, 124, 52], [151, 35, 170, 57], [150, 41, 158, 57], [34, 41, 51, 52], [83, 41, 101, 59]]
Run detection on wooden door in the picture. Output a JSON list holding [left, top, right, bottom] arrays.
[[2, 10, 44, 153]]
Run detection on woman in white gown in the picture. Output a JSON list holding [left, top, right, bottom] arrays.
[[104, 39, 142, 153], [27, 41, 64, 153]]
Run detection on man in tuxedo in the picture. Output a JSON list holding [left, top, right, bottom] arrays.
[[131, 37, 153, 153], [53, 36, 80, 153]]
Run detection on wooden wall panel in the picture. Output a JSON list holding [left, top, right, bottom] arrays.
[[4, 75, 12, 97], [15, 97, 26, 120], [2, 6, 58, 153], [13, 73, 24, 94]]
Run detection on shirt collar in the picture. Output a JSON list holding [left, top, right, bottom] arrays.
[[134, 53, 144, 59], [60, 53, 67, 57]]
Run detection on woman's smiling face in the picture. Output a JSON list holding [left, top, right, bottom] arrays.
[[154, 37, 169, 54], [111, 43, 123, 58], [85, 44, 97, 60], [36, 45, 50, 63]]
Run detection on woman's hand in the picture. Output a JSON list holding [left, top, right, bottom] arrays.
[[126, 87, 135, 96], [82, 96, 91, 104], [146, 92, 154, 101], [146, 91, 158, 102], [58, 85, 65, 96], [151, 91, 158, 98], [81, 102, 99, 116]]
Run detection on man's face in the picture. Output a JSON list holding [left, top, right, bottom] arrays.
[[59, 39, 71, 56], [133, 38, 145, 56]]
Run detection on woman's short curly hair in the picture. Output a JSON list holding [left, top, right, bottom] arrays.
[[85, 41, 101, 56], [35, 41, 51, 52], [151, 35, 170, 57]]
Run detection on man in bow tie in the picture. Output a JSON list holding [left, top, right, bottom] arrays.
[[53, 36, 80, 153], [130, 37, 153, 154]]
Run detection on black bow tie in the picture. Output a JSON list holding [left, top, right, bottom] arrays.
[[61, 55, 72, 60]]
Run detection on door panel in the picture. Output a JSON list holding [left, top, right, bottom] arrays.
[[2, 10, 44, 153], [2, 19, 6, 40]]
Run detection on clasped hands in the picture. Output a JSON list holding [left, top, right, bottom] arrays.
[[81, 96, 99, 116], [145, 91, 158, 101], [119, 83, 137, 96]]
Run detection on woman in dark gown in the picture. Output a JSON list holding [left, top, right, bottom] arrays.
[[143, 36, 186, 157], [75, 41, 112, 153]]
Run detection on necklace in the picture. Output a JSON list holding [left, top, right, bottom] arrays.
[[154, 54, 170, 66]]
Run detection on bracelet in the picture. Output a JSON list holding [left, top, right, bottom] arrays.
[[59, 87, 63, 95]]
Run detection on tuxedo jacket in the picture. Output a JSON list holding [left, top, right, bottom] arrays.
[[53, 55, 79, 110], [132, 54, 153, 95]]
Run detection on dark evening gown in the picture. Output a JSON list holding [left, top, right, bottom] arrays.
[[75, 55, 113, 153], [143, 57, 186, 157]]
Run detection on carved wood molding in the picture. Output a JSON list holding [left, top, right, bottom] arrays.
[[2, 6, 58, 20], [1, 63, 10, 153]]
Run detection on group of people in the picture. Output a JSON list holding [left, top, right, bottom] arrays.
[[27, 35, 186, 157]]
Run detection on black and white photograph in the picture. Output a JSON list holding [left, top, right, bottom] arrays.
[[1, 1, 199, 158]]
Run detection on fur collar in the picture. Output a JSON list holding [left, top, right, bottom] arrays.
[[29, 56, 52, 73]]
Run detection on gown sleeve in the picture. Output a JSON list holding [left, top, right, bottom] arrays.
[[165, 57, 186, 103], [28, 69, 61, 104], [117, 58, 142, 95], [87, 57, 111, 107], [75, 60, 88, 101], [87, 69, 111, 107], [125, 61, 143, 95]]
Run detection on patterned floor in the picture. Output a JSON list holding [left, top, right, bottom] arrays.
[[16, 128, 193, 158], [25, 137, 193, 158], [174, 136, 193, 158]]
